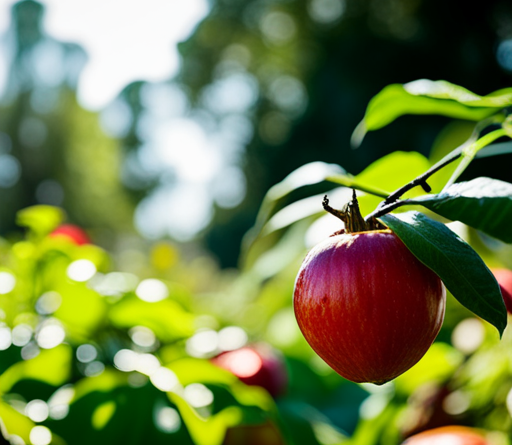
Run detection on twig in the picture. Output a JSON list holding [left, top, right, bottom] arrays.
[[381, 114, 504, 206], [364, 114, 506, 223]]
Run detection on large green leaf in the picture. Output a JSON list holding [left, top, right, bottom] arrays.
[[244, 162, 388, 254], [244, 151, 430, 268], [0, 400, 36, 444], [250, 162, 346, 235], [410, 177, 512, 243], [352, 80, 511, 146], [380, 212, 507, 336]]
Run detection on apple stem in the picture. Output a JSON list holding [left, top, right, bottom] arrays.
[[323, 190, 385, 233]]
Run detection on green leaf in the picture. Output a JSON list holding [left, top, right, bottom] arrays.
[[54, 282, 108, 340], [380, 211, 507, 336], [394, 342, 463, 394], [411, 177, 512, 243], [0, 345, 72, 393], [16, 205, 65, 236], [249, 152, 429, 258], [442, 128, 510, 188], [243, 162, 386, 255], [109, 295, 196, 342], [352, 80, 510, 146], [0, 400, 35, 444], [168, 359, 274, 412], [169, 394, 242, 445], [252, 162, 347, 232]]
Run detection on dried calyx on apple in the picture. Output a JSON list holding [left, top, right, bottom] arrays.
[[293, 191, 446, 385]]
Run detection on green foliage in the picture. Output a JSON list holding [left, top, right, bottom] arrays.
[[381, 212, 507, 336], [352, 80, 512, 147], [16, 206, 65, 238], [3, 79, 512, 445], [411, 177, 512, 243]]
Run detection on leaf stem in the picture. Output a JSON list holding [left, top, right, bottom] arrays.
[[325, 176, 389, 199], [364, 115, 508, 222], [443, 128, 508, 190]]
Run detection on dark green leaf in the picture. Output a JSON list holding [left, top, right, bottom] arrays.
[[412, 177, 512, 243], [352, 81, 511, 146], [380, 212, 507, 336]]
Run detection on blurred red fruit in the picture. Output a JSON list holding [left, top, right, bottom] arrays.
[[492, 269, 512, 314], [402, 426, 491, 445], [212, 344, 287, 397], [401, 385, 456, 438], [223, 421, 284, 445], [50, 224, 91, 246]]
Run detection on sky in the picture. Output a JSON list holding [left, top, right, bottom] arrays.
[[0, 0, 209, 109]]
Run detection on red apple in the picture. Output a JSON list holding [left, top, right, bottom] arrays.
[[211, 344, 287, 398], [492, 269, 512, 314], [50, 224, 91, 246], [293, 230, 445, 385], [402, 426, 491, 445]]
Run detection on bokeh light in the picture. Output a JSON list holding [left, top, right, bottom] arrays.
[[29, 426, 52, 445], [76, 344, 97, 363], [0, 271, 16, 294], [154, 405, 181, 433], [35, 291, 62, 315], [129, 326, 156, 349], [0, 324, 12, 350], [66, 259, 97, 282], [48, 386, 75, 420], [218, 348, 262, 378], [12, 324, 33, 347], [25, 400, 49, 423], [308, 0, 345, 24], [150, 367, 180, 392], [36, 322, 66, 349], [135, 278, 169, 302], [21, 342, 40, 360], [260, 11, 296, 45], [217, 326, 248, 351], [84, 361, 105, 377], [183, 383, 214, 408], [186, 329, 219, 358], [451, 318, 485, 354]]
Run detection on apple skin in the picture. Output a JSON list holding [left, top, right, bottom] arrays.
[[492, 269, 512, 314], [50, 224, 91, 246], [402, 426, 490, 445], [211, 344, 287, 398], [293, 230, 446, 385]]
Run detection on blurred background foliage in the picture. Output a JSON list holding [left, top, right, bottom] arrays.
[[0, 0, 512, 444]]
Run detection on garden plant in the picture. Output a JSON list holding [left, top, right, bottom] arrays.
[[1, 79, 512, 445]]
